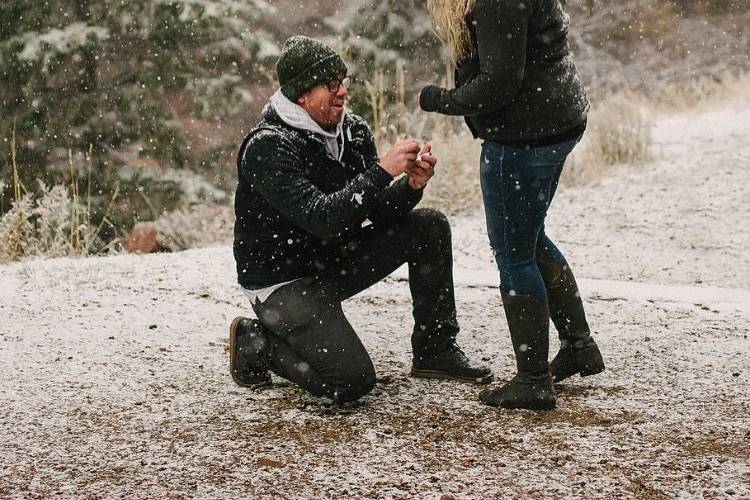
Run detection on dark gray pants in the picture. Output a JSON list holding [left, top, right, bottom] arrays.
[[251, 208, 458, 403]]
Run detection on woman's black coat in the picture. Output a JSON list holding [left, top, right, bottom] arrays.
[[421, 0, 589, 145]]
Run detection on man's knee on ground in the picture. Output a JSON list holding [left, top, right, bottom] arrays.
[[325, 350, 377, 403], [329, 365, 377, 403]]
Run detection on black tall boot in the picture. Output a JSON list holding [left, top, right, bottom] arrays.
[[479, 292, 556, 410], [538, 253, 605, 383]]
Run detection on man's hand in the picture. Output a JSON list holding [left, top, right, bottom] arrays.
[[407, 143, 437, 190], [380, 139, 420, 177]]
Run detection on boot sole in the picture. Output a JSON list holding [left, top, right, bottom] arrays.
[[479, 387, 557, 411], [498, 399, 557, 411], [552, 361, 606, 383], [229, 317, 271, 389], [552, 344, 607, 383], [410, 368, 494, 385], [580, 364, 606, 377]]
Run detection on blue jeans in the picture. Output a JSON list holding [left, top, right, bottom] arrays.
[[480, 136, 582, 299]]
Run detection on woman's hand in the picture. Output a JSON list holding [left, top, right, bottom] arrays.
[[419, 85, 443, 112]]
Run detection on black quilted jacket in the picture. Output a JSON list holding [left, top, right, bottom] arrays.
[[429, 0, 589, 144], [234, 105, 423, 288]]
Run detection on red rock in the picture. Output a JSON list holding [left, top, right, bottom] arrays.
[[123, 224, 165, 254]]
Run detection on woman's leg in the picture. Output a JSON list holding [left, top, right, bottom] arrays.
[[478, 138, 580, 409], [536, 234, 605, 382], [536, 233, 590, 339]]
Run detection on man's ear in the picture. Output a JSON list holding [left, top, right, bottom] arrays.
[[296, 93, 307, 106]]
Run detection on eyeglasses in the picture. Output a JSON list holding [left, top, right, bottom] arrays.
[[325, 76, 352, 93]]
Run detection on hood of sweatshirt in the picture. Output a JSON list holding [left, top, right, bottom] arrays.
[[268, 89, 347, 162]]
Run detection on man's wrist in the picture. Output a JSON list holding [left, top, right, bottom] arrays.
[[372, 164, 395, 187]]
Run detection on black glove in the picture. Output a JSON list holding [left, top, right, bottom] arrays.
[[419, 85, 443, 112]]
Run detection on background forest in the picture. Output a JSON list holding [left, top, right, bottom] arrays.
[[0, 0, 748, 259]]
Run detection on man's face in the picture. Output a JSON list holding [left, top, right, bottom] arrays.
[[297, 76, 349, 129]]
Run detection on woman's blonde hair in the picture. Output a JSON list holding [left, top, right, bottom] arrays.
[[426, 0, 478, 63]]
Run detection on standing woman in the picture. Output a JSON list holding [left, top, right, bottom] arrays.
[[420, 0, 605, 410]]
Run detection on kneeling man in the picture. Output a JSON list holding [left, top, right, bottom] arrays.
[[230, 36, 492, 403]]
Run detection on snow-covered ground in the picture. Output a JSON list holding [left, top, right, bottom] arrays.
[[2, 101, 749, 498]]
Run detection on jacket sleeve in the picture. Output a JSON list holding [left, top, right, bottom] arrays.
[[242, 132, 393, 240], [432, 0, 530, 116], [357, 125, 423, 226], [369, 176, 424, 226]]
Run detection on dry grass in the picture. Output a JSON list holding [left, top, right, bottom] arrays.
[[3, 69, 743, 258], [365, 62, 483, 216], [419, 130, 483, 216], [362, 61, 660, 214], [563, 93, 654, 185], [0, 184, 79, 263], [0, 139, 118, 263], [365, 70, 747, 214], [652, 70, 750, 114]]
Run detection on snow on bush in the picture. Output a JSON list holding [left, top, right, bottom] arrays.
[[16, 22, 109, 63], [187, 75, 254, 119], [117, 165, 227, 206], [0, 185, 78, 263], [564, 94, 653, 184], [0, 195, 35, 263], [153, 0, 276, 20]]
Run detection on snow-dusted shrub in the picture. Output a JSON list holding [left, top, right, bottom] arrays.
[[14, 22, 109, 69], [0, 184, 82, 263], [0, 194, 35, 263], [653, 70, 750, 113], [589, 96, 652, 166], [30, 185, 75, 258], [564, 95, 653, 184], [187, 75, 254, 119]]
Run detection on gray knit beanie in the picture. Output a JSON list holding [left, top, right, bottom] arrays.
[[276, 36, 348, 101]]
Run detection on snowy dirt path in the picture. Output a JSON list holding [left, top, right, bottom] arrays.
[[452, 99, 750, 291], [1, 101, 749, 498]]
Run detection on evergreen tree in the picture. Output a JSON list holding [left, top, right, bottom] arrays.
[[327, 0, 442, 128], [1, 0, 279, 215]]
